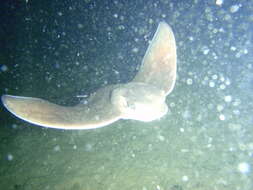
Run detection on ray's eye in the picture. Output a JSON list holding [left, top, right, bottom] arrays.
[[126, 101, 136, 110]]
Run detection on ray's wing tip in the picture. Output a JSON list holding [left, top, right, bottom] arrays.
[[1, 94, 9, 107], [159, 21, 169, 27], [158, 21, 173, 30], [2, 94, 18, 105]]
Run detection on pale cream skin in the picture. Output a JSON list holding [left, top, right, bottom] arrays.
[[2, 22, 177, 130]]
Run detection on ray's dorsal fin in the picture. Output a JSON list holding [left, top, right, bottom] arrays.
[[133, 22, 177, 95]]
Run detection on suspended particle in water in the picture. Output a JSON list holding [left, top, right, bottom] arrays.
[[54, 145, 61, 152], [216, 104, 224, 112], [238, 162, 250, 174], [85, 143, 93, 152], [7, 153, 14, 161], [212, 74, 218, 80], [216, 0, 223, 6], [230, 4, 241, 13], [224, 95, 232, 102], [182, 175, 189, 182], [132, 47, 139, 53], [186, 78, 193, 85], [225, 78, 231, 85], [219, 114, 226, 121], [0, 64, 8, 72], [219, 84, 226, 90], [157, 135, 165, 142], [209, 81, 215, 87]]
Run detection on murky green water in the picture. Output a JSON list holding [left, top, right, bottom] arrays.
[[0, 0, 252, 189]]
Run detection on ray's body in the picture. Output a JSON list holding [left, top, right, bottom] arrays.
[[2, 22, 177, 130]]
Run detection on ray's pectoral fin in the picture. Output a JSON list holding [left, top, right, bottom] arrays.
[[1, 87, 122, 129], [133, 22, 177, 95]]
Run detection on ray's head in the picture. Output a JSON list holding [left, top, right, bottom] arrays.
[[111, 82, 168, 122]]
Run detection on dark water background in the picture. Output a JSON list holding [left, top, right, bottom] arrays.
[[0, 0, 252, 189]]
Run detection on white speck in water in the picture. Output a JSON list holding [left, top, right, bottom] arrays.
[[217, 105, 224, 112], [233, 99, 241, 106], [202, 48, 209, 55], [208, 103, 214, 109], [219, 114, 226, 121], [186, 78, 193, 85], [219, 84, 226, 90], [212, 74, 218, 80], [73, 145, 77, 150], [0, 65, 8, 72], [54, 145, 61, 152], [132, 47, 139, 53], [58, 12, 63, 16], [7, 153, 14, 161], [230, 4, 241, 13], [180, 128, 185, 132], [230, 46, 236, 51], [209, 81, 215, 87], [158, 135, 165, 141], [170, 102, 175, 107], [243, 49, 248, 54], [224, 95, 232, 102], [225, 78, 231, 85], [238, 162, 250, 174], [233, 109, 240, 115], [189, 36, 194, 41], [216, 0, 223, 6], [11, 124, 18, 129], [220, 76, 225, 82], [85, 143, 93, 151], [182, 175, 189, 182], [182, 110, 191, 119], [181, 149, 189, 153]]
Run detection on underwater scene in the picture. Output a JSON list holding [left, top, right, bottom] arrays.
[[0, 0, 252, 189]]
